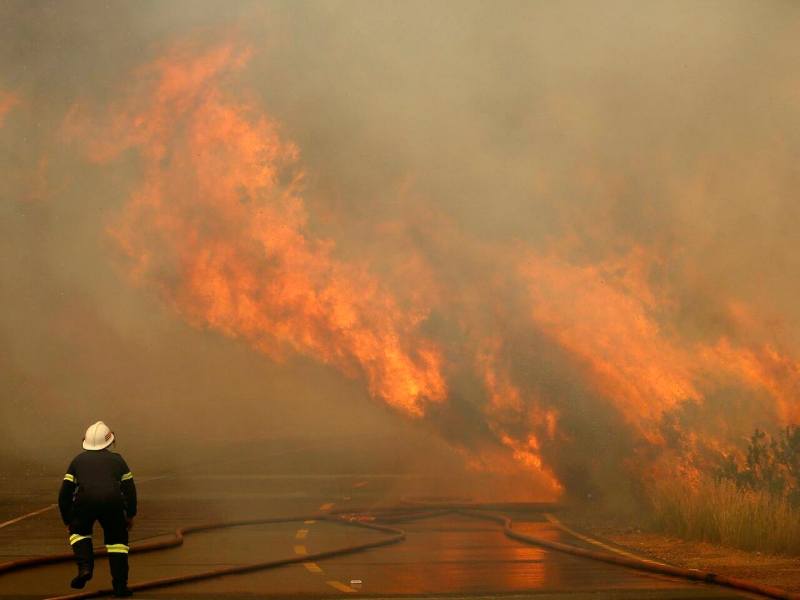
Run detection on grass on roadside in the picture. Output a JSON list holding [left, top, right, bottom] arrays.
[[647, 476, 800, 555]]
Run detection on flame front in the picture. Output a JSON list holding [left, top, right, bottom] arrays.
[[64, 38, 800, 500]]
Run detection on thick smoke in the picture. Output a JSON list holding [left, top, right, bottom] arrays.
[[2, 1, 800, 501]]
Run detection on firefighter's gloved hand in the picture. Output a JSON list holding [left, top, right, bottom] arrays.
[[126, 517, 134, 530]]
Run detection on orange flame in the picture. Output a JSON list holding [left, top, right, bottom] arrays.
[[522, 249, 701, 441], [69, 42, 445, 417], [521, 247, 800, 446], [476, 337, 562, 493]]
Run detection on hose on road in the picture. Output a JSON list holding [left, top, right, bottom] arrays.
[[46, 511, 405, 600], [458, 507, 798, 600], [0, 502, 797, 600]]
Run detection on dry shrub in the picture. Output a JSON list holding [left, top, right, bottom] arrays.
[[648, 476, 800, 555]]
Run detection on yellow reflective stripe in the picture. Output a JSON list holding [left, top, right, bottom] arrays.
[[106, 543, 129, 554], [69, 534, 91, 545], [120, 472, 133, 482], [63, 473, 76, 484]]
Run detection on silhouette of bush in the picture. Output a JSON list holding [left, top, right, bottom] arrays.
[[715, 426, 800, 506]]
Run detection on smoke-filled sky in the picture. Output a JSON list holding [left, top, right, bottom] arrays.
[[2, 1, 800, 500]]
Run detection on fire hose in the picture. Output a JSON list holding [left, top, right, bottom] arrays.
[[0, 503, 797, 600], [459, 508, 799, 600], [1, 510, 408, 600]]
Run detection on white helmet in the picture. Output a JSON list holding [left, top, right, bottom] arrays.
[[83, 421, 115, 450]]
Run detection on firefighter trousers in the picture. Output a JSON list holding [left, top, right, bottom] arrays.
[[68, 501, 129, 585]]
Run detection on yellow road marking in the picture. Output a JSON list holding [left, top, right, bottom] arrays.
[[326, 580, 357, 593], [352, 481, 367, 488], [303, 561, 322, 573], [319, 502, 334, 511], [295, 528, 308, 540], [293, 545, 308, 555], [544, 513, 665, 565], [304, 519, 316, 524]]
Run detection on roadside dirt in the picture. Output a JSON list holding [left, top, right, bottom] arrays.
[[562, 509, 800, 594]]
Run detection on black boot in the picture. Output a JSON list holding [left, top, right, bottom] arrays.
[[70, 538, 94, 589], [109, 553, 132, 597]]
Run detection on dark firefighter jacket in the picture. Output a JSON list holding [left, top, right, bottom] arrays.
[[58, 450, 137, 525]]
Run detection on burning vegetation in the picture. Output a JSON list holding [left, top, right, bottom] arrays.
[[58, 32, 800, 507], [647, 426, 800, 555], [3, 3, 800, 544]]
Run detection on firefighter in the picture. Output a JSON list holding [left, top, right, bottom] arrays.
[[58, 421, 137, 597]]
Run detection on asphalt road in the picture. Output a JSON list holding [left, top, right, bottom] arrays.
[[0, 444, 756, 600]]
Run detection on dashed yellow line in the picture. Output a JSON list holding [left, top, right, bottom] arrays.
[[300, 505, 330, 582], [544, 513, 665, 565], [303, 561, 322, 573], [326, 580, 357, 593]]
